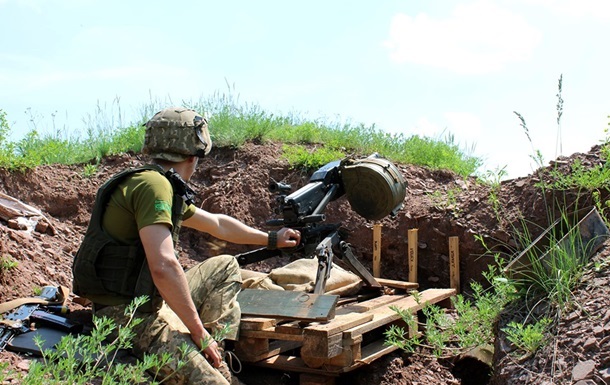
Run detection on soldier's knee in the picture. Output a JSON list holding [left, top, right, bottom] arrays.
[[216, 254, 239, 273]]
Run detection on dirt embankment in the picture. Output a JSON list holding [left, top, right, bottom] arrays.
[[1, 142, 610, 384]]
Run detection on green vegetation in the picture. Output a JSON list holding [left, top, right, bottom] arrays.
[[427, 187, 462, 217], [1, 297, 229, 384], [0, 89, 481, 177], [385, 75, 610, 363], [1, 77, 609, 378], [0, 88, 484, 383], [503, 318, 552, 356], [386, 257, 517, 358], [0, 254, 18, 272]]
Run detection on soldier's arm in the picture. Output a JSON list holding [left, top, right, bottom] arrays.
[[183, 207, 300, 247]]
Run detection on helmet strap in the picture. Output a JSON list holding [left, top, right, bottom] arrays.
[[164, 168, 196, 206]]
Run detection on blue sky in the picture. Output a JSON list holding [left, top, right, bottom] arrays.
[[1, 0, 609, 179]]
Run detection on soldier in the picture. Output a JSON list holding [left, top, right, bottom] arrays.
[[72, 107, 301, 384]]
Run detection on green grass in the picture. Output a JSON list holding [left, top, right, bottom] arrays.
[[0, 89, 481, 178]]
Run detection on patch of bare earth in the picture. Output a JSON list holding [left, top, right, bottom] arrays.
[[1, 142, 610, 384]]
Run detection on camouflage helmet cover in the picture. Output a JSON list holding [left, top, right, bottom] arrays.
[[143, 107, 212, 162]]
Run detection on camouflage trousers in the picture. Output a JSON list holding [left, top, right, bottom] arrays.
[[95, 254, 242, 385]]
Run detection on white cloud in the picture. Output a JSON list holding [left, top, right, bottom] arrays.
[[384, 0, 542, 74]]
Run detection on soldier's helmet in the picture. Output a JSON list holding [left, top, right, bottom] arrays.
[[143, 107, 212, 162]]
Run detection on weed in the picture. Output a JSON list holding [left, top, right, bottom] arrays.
[[82, 163, 98, 178], [502, 318, 552, 356], [385, 256, 517, 358], [0, 255, 18, 272], [479, 166, 508, 221], [427, 188, 462, 217], [16, 296, 230, 384]]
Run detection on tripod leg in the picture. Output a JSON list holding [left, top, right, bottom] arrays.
[[339, 241, 382, 289], [313, 247, 333, 295]]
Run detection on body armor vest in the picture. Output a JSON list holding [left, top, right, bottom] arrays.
[[72, 165, 191, 312]]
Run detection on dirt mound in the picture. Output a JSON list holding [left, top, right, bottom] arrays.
[[1, 142, 609, 384]]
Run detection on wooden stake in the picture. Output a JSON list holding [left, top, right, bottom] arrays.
[[449, 236, 460, 293], [407, 229, 418, 283], [373, 224, 382, 278]]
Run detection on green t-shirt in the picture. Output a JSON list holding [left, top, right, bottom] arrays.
[[102, 170, 196, 244]]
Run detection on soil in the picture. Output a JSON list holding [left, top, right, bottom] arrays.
[[1, 141, 610, 384]]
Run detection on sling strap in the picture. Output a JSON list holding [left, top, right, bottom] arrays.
[[0, 285, 69, 328]]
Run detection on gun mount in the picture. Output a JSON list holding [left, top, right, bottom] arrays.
[[236, 154, 407, 295]]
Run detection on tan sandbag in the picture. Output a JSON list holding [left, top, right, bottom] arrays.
[[240, 269, 285, 291], [268, 258, 362, 295]]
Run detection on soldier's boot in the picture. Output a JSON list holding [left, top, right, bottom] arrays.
[[217, 342, 244, 385]]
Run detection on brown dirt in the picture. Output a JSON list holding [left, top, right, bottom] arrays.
[[1, 141, 610, 384]]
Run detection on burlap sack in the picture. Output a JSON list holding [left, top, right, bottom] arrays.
[[240, 258, 362, 296]]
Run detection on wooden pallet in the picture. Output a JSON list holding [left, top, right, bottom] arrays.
[[234, 286, 456, 383]]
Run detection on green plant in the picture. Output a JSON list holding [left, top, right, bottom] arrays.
[[427, 188, 461, 214], [479, 166, 507, 221], [31, 286, 43, 296], [18, 296, 230, 384], [0, 255, 18, 271], [0, 361, 15, 383], [502, 317, 552, 356], [0, 110, 21, 170], [83, 163, 98, 178], [510, 212, 593, 309], [385, 256, 517, 358]]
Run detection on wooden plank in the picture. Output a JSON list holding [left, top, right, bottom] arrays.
[[356, 339, 399, 366], [374, 278, 418, 291], [303, 312, 374, 338], [239, 317, 277, 331], [235, 339, 302, 362], [338, 294, 409, 314], [275, 320, 306, 335], [299, 312, 373, 366], [255, 355, 343, 376], [373, 224, 382, 277], [408, 229, 418, 283], [342, 288, 456, 340], [301, 333, 343, 367], [327, 335, 362, 367], [238, 289, 338, 321], [240, 329, 304, 342], [234, 337, 269, 360], [449, 237, 460, 293]]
